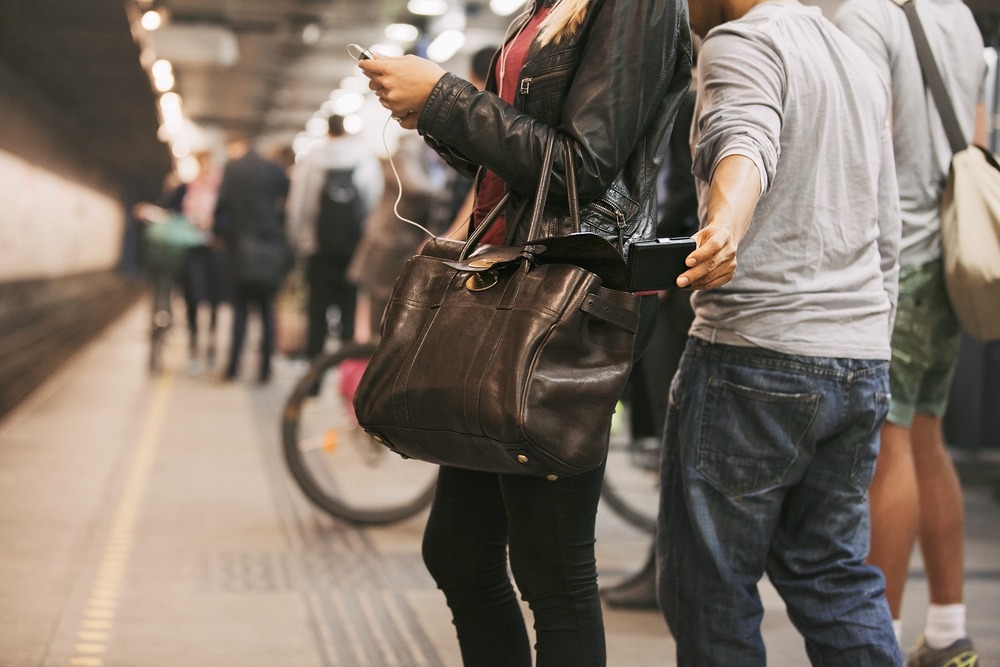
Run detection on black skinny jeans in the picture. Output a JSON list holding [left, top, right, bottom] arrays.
[[421, 295, 658, 667]]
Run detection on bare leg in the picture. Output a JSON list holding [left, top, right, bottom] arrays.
[[910, 414, 965, 605], [868, 421, 919, 617]]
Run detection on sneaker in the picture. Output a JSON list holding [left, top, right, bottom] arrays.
[[906, 636, 978, 667]]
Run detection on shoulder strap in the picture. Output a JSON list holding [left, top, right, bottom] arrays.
[[893, 0, 967, 154]]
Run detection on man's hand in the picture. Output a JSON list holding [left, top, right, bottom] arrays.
[[676, 154, 761, 290], [676, 225, 738, 289]]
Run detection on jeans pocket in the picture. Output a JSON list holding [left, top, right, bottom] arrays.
[[696, 378, 820, 497]]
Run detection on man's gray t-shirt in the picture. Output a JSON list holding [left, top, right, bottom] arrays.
[[836, 0, 985, 269], [689, 3, 900, 360]]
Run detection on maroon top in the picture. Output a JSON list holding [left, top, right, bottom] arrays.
[[472, 6, 552, 245]]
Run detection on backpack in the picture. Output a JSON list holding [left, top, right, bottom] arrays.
[[315, 166, 364, 260]]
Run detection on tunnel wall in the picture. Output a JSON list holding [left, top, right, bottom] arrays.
[[0, 64, 142, 422]]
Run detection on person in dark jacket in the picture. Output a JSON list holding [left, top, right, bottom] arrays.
[[358, 1, 697, 664], [213, 136, 290, 383]]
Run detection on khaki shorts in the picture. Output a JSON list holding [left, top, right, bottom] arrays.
[[886, 260, 962, 427]]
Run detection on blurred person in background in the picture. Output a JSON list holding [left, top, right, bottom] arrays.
[[179, 150, 225, 373], [286, 114, 381, 357], [347, 129, 437, 342], [213, 135, 290, 384]]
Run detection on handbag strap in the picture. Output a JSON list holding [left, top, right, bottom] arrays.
[[893, 0, 967, 155], [459, 132, 581, 260]]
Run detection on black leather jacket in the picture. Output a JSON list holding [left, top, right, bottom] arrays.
[[417, 0, 693, 257]]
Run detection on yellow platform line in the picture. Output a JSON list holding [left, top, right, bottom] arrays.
[[69, 371, 175, 666]]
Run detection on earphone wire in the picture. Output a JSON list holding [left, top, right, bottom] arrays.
[[383, 116, 437, 239], [382, 1, 531, 238]]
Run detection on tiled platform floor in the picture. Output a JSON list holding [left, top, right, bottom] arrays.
[[1, 302, 997, 666]]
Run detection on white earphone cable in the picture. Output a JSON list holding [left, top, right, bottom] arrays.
[[381, 2, 532, 239], [382, 116, 437, 239]]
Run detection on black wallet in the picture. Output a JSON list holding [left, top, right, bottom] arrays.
[[626, 237, 696, 291]]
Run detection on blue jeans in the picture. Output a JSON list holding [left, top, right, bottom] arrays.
[[656, 339, 900, 666]]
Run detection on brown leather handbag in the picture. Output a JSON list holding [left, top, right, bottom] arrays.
[[352, 134, 640, 479]]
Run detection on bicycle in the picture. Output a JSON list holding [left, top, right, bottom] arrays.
[[139, 206, 205, 373], [283, 342, 659, 531], [281, 343, 438, 525]]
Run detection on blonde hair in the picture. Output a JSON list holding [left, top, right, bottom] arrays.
[[537, 0, 591, 46]]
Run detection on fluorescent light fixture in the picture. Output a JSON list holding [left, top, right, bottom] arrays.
[[407, 0, 448, 16], [427, 30, 465, 62], [490, 0, 526, 16], [385, 23, 420, 42]]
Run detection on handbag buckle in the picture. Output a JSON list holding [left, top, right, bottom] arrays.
[[465, 270, 499, 291]]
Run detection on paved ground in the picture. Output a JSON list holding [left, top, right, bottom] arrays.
[[0, 302, 997, 666]]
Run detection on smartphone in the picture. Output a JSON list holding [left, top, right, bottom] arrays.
[[347, 43, 374, 61], [626, 237, 697, 291]]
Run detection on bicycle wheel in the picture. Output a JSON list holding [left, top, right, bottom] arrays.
[[601, 402, 658, 533], [281, 344, 438, 525]]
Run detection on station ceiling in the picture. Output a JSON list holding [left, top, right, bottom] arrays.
[[0, 0, 996, 202]]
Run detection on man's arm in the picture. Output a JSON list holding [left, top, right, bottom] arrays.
[[974, 102, 988, 147], [677, 154, 759, 289]]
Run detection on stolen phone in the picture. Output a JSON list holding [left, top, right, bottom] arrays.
[[626, 237, 697, 291], [347, 43, 374, 61]]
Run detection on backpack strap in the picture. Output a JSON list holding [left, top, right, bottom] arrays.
[[892, 0, 968, 155]]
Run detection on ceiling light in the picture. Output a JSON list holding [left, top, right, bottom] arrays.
[[385, 23, 420, 42], [151, 59, 172, 78], [176, 154, 200, 182], [153, 71, 174, 92], [426, 30, 465, 62], [306, 116, 329, 137], [302, 23, 321, 45], [368, 43, 405, 57], [140, 10, 162, 31], [407, 0, 448, 16], [344, 115, 364, 135], [490, 0, 526, 16], [331, 91, 365, 116], [339, 76, 370, 94]]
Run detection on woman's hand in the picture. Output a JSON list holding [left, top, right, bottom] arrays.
[[357, 54, 447, 130]]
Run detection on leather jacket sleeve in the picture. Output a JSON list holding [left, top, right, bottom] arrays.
[[417, 0, 691, 208]]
